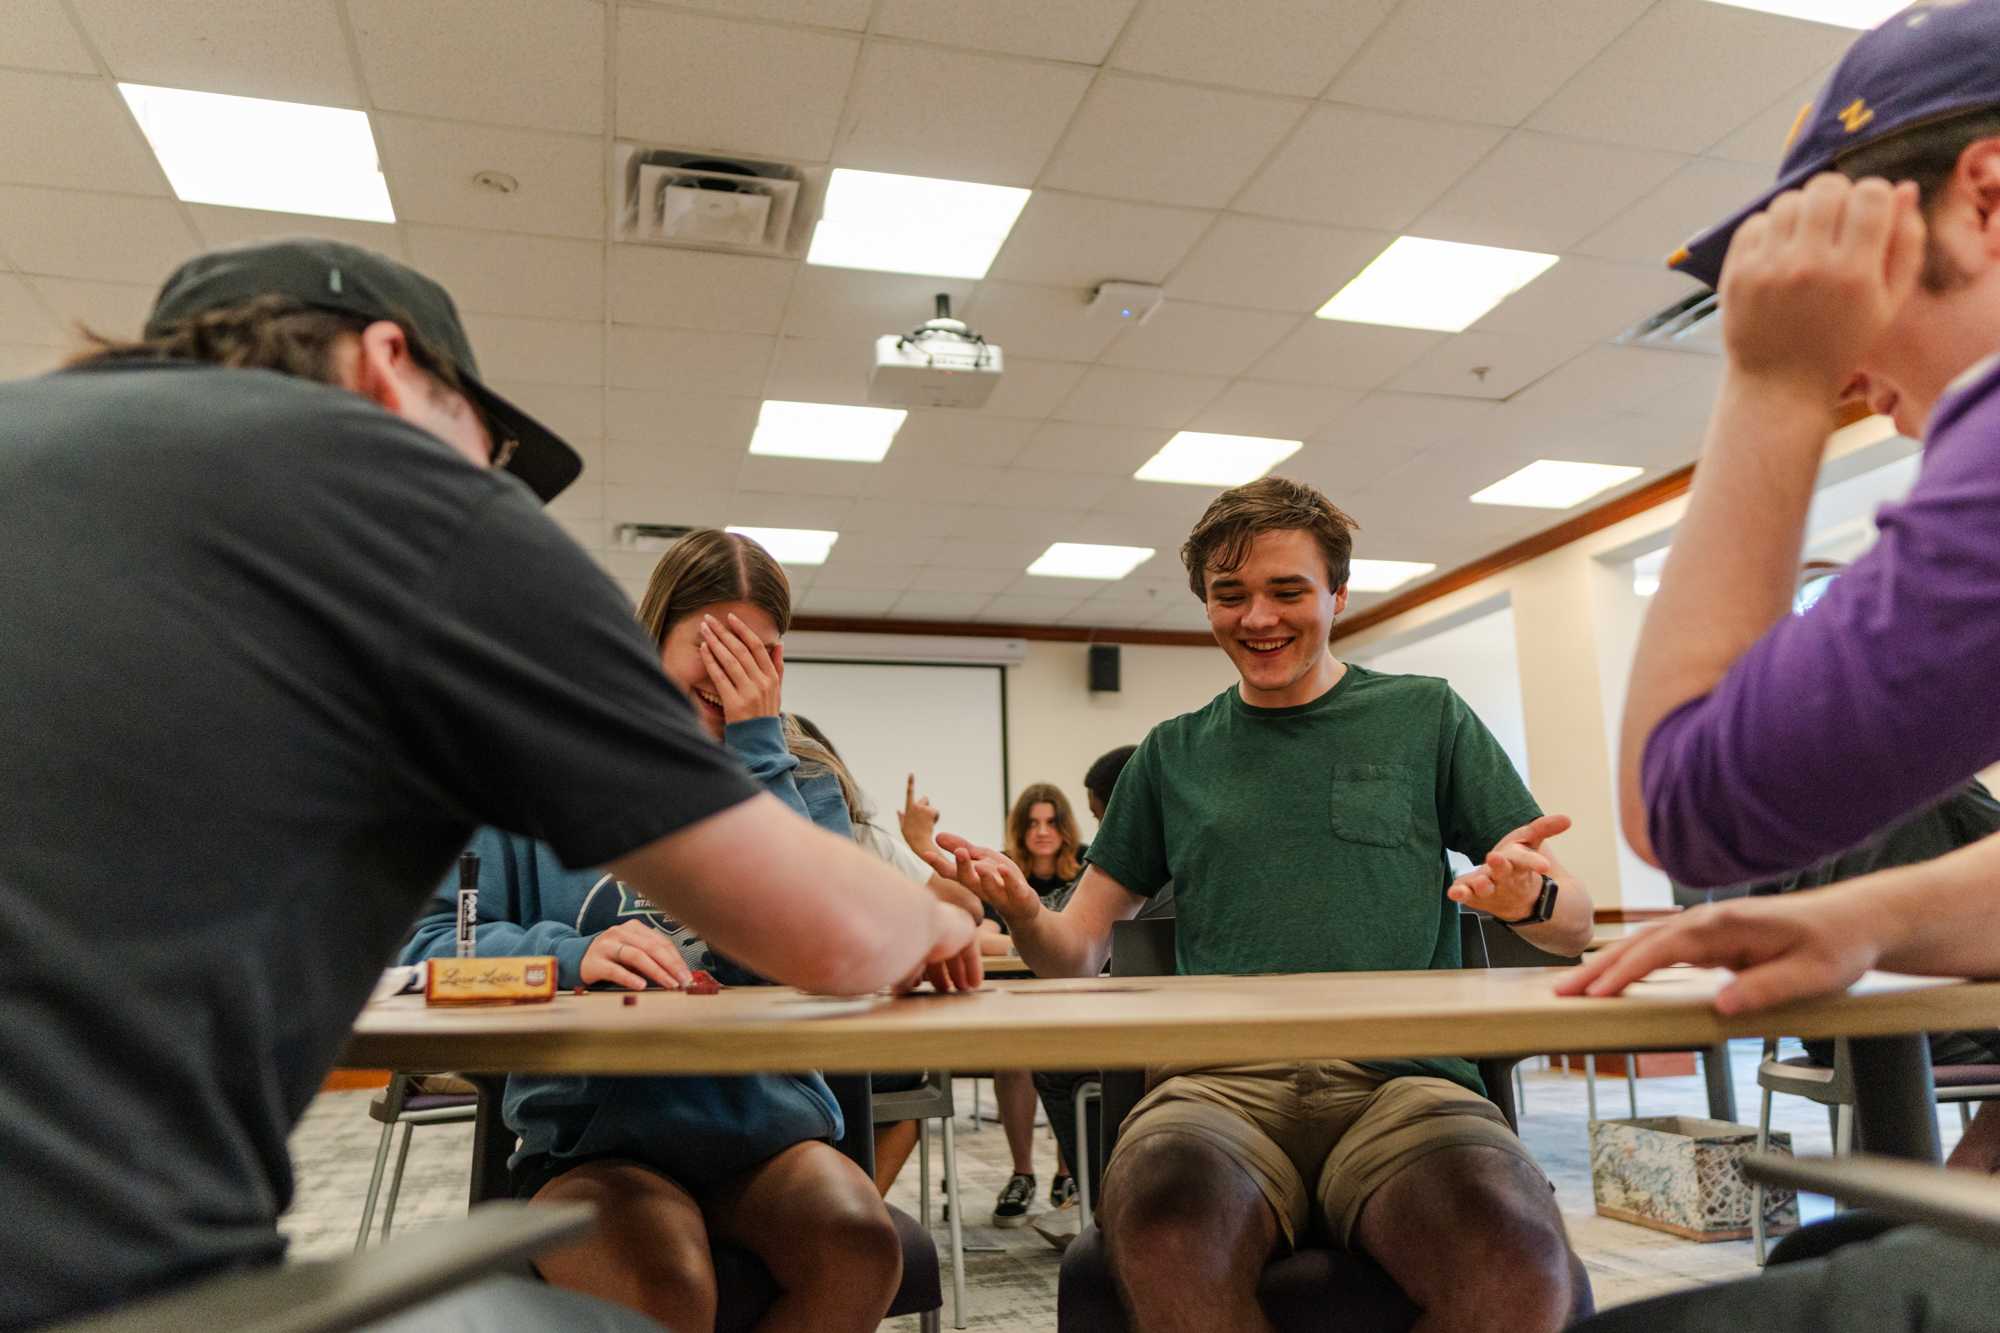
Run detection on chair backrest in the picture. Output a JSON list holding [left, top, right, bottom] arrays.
[[1110, 916, 1176, 978]]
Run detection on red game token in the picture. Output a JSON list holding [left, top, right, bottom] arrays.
[[686, 970, 721, 995], [622, 994, 638, 1007]]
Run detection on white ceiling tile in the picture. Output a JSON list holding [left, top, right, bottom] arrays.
[[609, 325, 771, 395], [763, 335, 869, 404], [836, 43, 1089, 186], [1066, 601, 1168, 629], [1092, 477, 1228, 520], [926, 538, 1048, 571], [907, 566, 1019, 594], [737, 453, 877, 497], [781, 267, 978, 342], [404, 227, 603, 321], [873, 0, 1134, 64], [1473, 257, 1705, 343], [1525, 0, 1853, 153], [1166, 215, 1388, 312], [1325, 0, 1654, 128], [954, 506, 1088, 544], [0, 276, 65, 346], [375, 117, 605, 240], [546, 477, 604, 520], [1081, 572, 1188, 604], [844, 499, 972, 539], [0, 343, 60, 376], [1013, 421, 1167, 476], [604, 440, 748, 488], [1249, 320, 1444, 390], [1573, 156, 1776, 266], [728, 491, 855, 529], [464, 314, 604, 386], [0, 72, 166, 194], [975, 356, 1086, 419], [1506, 344, 1720, 419], [1384, 329, 1593, 401], [25, 276, 153, 340], [987, 193, 1213, 290], [598, 548, 674, 586], [1319, 392, 1510, 456], [1188, 380, 1359, 440], [187, 205, 405, 259], [74, 0, 361, 105], [1112, 0, 1397, 97], [1041, 75, 1304, 209], [983, 469, 1119, 512], [1411, 133, 1687, 252], [7, 2, 96, 74], [605, 390, 756, 444], [610, 247, 796, 334], [963, 282, 1119, 363], [0, 188, 198, 283], [349, 0, 605, 134], [603, 484, 734, 527], [891, 590, 994, 620], [1706, 72, 1829, 166], [799, 587, 903, 616], [672, 0, 871, 27], [827, 529, 948, 562], [864, 455, 1008, 504], [551, 514, 605, 550], [616, 8, 857, 161], [1283, 437, 1426, 496], [1236, 105, 1504, 231], [488, 380, 604, 443], [1073, 511, 1194, 551], [979, 593, 1088, 622], [1057, 365, 1227, 428], [811, 560, 918, 591], [890, 412, 1034, 469], [1145, 600, 1213, 630], [1099, 302, 1297, 377]]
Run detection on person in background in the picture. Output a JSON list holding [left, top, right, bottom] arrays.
[[402, 530, 916, 1333], [0, 239, 976, 1333]]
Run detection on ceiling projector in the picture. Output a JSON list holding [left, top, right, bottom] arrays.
[[869, 294, 1003, 409]]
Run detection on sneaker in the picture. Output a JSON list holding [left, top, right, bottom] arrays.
[[1049, 1173, 1077, 1209], [992, 1172, 1035, 1227]]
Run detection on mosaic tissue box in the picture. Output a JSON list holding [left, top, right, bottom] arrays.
[[1590, 1115, 1799, 1242]]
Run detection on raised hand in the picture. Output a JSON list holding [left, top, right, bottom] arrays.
[[1554, 893, 1884, 1015], [923, 833, 1042, 921], [698, 612, 784, 726], [1447, 813, 1569, 920], [579, 920, 695, 990], [900, 773, 942, 858]]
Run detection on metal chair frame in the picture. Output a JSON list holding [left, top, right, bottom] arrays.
[[355, 1073, 478, 1251]]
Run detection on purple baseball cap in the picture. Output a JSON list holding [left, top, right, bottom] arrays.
[[1670, 0, 2000, 288]]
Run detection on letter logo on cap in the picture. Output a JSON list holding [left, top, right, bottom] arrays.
[[1837, 98, 1875, 134]]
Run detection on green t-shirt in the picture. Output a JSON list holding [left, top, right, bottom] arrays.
[[1086, 663, 1541, 1093]]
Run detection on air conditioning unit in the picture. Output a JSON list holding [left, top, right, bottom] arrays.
[[615, 146, 805, 257], [1617, 290, 1723, 356]]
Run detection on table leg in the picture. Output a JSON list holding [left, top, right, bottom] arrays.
[[468, 1074, 512, 1207], [1703, 1043, 1738, 1123], [1848, 1034, 1940, 1163]]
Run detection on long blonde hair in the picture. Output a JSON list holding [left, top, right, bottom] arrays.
[[1006, 783, 1082, 882], [784, 714, 871, 830]]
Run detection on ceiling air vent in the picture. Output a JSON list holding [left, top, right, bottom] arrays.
[[614, 145, 807, 257], [613, 522, 695, 552], [1616, 289, 1722, 357]]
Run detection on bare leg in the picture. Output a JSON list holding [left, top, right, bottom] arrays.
[[873, 1120, 920, 1195], [994, 1069, 1039, 1176], [1352, 1146, 1590, 1333], [705, 1141, 902, 1333], [1947, 1101, 2000, 1173], [528, 1159, 717, 1331], [1099, 1133, 1279, 1333]]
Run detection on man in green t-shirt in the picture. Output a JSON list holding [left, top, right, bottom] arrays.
[[928, 477, 1596, 1332]]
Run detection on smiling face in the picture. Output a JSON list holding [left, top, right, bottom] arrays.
[[1204, 527, 1348, 709], [657, 599, 783, 740]]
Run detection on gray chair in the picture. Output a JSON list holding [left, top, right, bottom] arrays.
[[1751, 1038, 2000, 1263], [49, 1202, 595, 1333], [872, 1070, 966, 1331], [355, 1073, 479, 1250], [1056, 913, 1528, 1333]]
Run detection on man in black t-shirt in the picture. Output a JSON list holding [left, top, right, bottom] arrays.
[[0, 239, 979, 1332]]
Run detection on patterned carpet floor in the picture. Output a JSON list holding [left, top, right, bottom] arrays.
[[283, 1042, 1965, 1330]]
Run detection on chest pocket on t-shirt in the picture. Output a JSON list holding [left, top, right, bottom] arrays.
[[1328, 763, 1415, 848]]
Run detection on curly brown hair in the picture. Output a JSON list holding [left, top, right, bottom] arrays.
[[1180, 476, 1359, 601]]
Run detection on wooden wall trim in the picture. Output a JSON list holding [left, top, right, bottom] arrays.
[[789, 615, 1214, 647]]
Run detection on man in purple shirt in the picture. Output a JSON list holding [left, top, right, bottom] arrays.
[[1559, 3, 2000, 1328]]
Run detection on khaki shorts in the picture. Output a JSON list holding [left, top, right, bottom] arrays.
[[1105, 1060, 1543, 1249]]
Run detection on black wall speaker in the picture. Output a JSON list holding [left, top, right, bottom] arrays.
[[1088, 643, 1121, 693]]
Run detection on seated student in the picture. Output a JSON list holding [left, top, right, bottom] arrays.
[[931, 476, 1597, 1332], [403, 529, 904, 1333]]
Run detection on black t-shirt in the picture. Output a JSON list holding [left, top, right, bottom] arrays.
[[0, 364, 761, 1329]]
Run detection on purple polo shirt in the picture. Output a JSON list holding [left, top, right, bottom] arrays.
[[1643, 354, 2000, 888]]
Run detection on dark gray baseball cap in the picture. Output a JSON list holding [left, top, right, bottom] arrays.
[[146, 237, 582, 503]]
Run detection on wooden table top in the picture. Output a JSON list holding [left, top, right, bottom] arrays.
[[981, 953, 1034, 977], [341, 966, 2000, 1078]]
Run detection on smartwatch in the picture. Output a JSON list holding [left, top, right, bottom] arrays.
[[1496, 875, 1559, 929]]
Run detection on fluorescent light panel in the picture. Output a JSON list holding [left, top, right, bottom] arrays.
[[118, 83, 393, 222], [1027, 543, 1156, 580], [807, 168, 1030, 279], [1345, 559, 1437, 594], [1316, 236, 1558, 333], [1134, 431, 1302, 487], [749, 400, 907, 462], [725, 526, 839, 566], [1469, 460, 1644, 510], [1704, 0, 1904, 28]]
